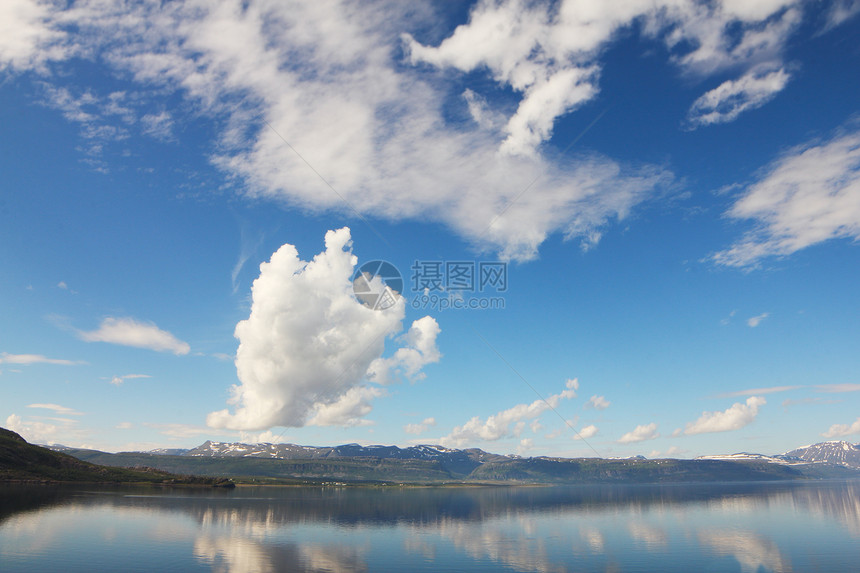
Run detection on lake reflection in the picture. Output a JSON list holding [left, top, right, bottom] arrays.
[[2, 481, 860, 572]]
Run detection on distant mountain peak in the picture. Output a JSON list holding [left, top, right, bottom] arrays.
[[783, 440, 860, 468]]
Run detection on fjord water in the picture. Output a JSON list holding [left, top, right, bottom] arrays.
[[2, 481, 859, 572]]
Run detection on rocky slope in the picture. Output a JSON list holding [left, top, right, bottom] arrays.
[[783, 441, 860, 468]]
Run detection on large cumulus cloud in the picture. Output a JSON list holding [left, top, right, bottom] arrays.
[[207, 227, 439, 430]]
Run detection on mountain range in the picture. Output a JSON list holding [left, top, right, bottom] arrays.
[[149, 439, 860, 469], [42, 438, 860, 485], [695, 441, 860, 469]]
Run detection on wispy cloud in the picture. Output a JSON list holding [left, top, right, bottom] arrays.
[[713, 127, 860, 268], [683, 396, 766, 435], [822, 0, 860, 32], [687, 65, 791, 127], [140, 110, 174, 141], [144, 423, 212, 439], [231, 226, 264, 293], [109, 374, 152, 386], [720, 309, 737, 326], [782, 397, 841, 408], [747, 313, 769, 327], [78, 317, 190, 355], [0, 353, 83, 366], [815, 383, 860, 393], [618, 422, 659, 444], [27, 403, 84, 416], [716, 385, 800, 398]]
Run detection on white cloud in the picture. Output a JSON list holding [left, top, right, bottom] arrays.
[[747, 312, 769, 327], [79, 317, 190, 355], [39, 85, 130, 150], [0, 0, 64, 71], [782, 397, 841, 407], [5, 413, 79, 445], [821, 417, 860, 438], [238, 430, 288, 444], [109, 373, 151, 386], [140, 110, 174, 140], [575, 424, 599, 439], [0, 1, 833, 263], [0, 353, 82, 365], [720, 309, 737, 325], [306, 386, 385, 427], [440, 378, 578, 446], [653, 445, 686, 458], [717, 385, 800, 398], [367, 316, 441, 384], [27, 403, 84, 416], [0, 0, 673, 261], [407, 0, 799, 154], [684, 396, 766, 435], [404, 417, 436, 435], [697, 530, 791, 573], [712, 128, 860, 267], [816, 383, 860, 393], [687, 66, 791, 127], [665, 3, 800, 76], [145, 423, 213, 439], [584, 395, 610, 410], [116, 422, 133, 429], [208, 227, 437, 431], [517, 438, 534, 455], [822, 0, 860, 31], [618, 422, 659, 444]]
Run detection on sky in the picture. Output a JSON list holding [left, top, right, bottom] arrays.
[[1, 0, 859, 459]]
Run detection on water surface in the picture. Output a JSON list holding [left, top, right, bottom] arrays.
[[2, 480, 860, 572]]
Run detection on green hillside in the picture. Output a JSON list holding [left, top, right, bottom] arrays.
[[0, 428, 232, 486]]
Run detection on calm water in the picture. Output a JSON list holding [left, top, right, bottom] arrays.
[[2, 480, 860, 572]]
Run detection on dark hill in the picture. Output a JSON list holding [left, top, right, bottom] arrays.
[[0, 427, 231, 486]]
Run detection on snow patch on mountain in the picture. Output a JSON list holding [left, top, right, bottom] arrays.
[[783, 441, 860, 468]]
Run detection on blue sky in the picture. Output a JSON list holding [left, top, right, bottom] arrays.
[[1, 0, 859, 458]]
